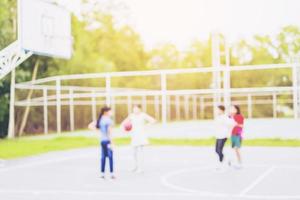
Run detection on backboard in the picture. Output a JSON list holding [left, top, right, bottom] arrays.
[[19, 0, 72, 59]]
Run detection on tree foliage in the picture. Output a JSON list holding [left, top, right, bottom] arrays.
[[1, 0, 300, 136]]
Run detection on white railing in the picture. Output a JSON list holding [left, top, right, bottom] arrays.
[[13, 63, 300, 136]]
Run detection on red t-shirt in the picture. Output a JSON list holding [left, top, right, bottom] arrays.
[[232, 114, 244, 136]]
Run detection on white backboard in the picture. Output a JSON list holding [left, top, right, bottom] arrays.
[[19, 0, 72, 59]]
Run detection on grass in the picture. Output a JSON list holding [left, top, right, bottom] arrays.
[[1, 137, 300, 159]]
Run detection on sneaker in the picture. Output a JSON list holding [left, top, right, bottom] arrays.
[[100, 173, 105, 179], [234, 163, 243, 170], [131, 167, 138, 172], [135, 169, 144, 174], [215, 162, 226, 172], [227, 160, 232, 167], [111, 175, 116, 179]]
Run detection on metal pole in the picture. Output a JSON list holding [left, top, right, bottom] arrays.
[[56, 78, 61, 134], [247, 94, 252, 119], [43, 88, 48, 135], [69, 89, 74, 131], [8, 69, 16, 138], [224, 39, 231, 111], [211, 32, 221, 118], [161, 73, 167, 124], [105, 75, 111, 106]]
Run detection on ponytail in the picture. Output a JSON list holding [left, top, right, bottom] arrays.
[[96, 106, 111, 129], [233, 105, 241, 115]]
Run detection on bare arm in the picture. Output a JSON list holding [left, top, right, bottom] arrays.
[[120, 115, 131, 127], [108, 125, 113, 144], [144, 113, 156, 124], [237, 124, 244, 128], [88, 121, 97, 130]]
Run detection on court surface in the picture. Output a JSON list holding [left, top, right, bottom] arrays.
[[0, 146, 300, 200]]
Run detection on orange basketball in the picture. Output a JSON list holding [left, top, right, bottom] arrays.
[[123, 122, 132, 132]]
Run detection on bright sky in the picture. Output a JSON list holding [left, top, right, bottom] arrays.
[[61, 0, 300, 50]]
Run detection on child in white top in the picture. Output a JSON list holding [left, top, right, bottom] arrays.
[[122, 104, 156, 173], [215, 105, 235, 168]]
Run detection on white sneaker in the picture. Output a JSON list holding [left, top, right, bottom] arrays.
[[100, 173, 105, 179], [215, 162, 225, 172], [131, 167, 138, 172], [135, 169, 144, 174], [234, 163, 243, 170]]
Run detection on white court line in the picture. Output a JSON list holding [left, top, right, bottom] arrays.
[[0, 189, 300, 199], [0, 154, 93, 173], [161, 166, 231, 197], [0, 189, 196, 197], [239, 166, 276, 196], [161, 165, 300, 199]]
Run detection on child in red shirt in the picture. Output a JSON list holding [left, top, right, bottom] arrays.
[[230, 105, 244, 168]]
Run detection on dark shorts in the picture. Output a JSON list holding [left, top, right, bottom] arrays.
[[231, 135, 242, 148]]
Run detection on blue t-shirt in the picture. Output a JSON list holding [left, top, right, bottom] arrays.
[[98, 116, 113, 141]]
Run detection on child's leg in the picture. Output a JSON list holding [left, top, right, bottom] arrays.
[[108, 145, 114, 174], [133, 146, 138, 170], [235, 148, 242, 164], [138, 146, 144, 171], [219, 138, 227, 162], [101, 142, 107, 174], [215, 139, 221, 162]]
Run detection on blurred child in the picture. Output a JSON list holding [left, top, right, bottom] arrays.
[[214, 105, 236, 169], [121, 105, 156, 173], [230, 105, 244, 168], [89, 106, 115, 179]]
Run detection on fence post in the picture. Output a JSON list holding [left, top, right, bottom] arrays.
[[161, 73, 167, 124], [43, 88, 48, 135], [292, 64, 299, 118], [8, 69, 16, 138], [69, 89, 75, 131], [56, 78, 61, 134]]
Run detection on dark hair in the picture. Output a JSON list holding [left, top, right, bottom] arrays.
[[233, 105, 241, 115], [96, 106, 111, 129], [217, 105, 225, 112], [133, 104, 142, 109]]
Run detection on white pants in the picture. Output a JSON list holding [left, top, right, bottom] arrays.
[[133, 146, 144, 170]]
